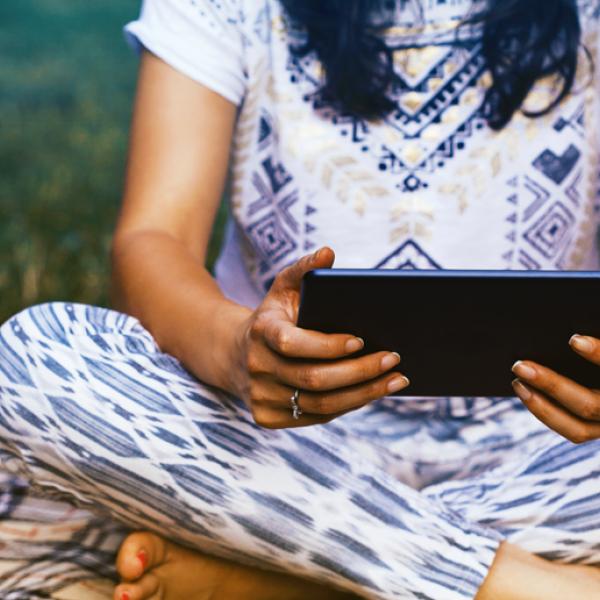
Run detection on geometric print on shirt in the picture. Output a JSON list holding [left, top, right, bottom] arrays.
[[288, 38, 488, 191], [502, 96, 597, 271], [229, 2, 600, 292]]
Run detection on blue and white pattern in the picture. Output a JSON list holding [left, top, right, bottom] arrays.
[[0, 304, 599, 598]]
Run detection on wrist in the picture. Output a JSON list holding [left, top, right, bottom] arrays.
[[207, 300, 253, 396]]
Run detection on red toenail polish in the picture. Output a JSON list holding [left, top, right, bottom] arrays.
[[137, 549, 148, 570], [120, 593, 130, 600]]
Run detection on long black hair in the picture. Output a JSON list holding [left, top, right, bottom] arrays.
[[279, 0, 584, 130]]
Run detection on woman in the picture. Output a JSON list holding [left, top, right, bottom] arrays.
[[0, 0, 599, 598]]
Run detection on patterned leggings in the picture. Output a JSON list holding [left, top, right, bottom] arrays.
[[0, 303, 599, 599]]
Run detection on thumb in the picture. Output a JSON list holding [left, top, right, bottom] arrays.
[[272, 247, 335, 292]]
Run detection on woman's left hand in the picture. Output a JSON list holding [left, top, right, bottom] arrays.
[[512, 334, 600, 444]]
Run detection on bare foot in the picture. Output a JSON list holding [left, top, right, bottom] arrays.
[[476, 542, 600, 600], [113, 531, 359, 600]]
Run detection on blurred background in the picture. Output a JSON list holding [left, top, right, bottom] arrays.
[[0, 0, 226, 323]]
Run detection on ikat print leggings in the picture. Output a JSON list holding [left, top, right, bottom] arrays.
[[0, 303, 599, 599]]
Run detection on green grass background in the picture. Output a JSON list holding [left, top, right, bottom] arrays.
[[0, 0, 226, 323]]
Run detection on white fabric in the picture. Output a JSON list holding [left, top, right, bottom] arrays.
[[125, 0, 246, 106]]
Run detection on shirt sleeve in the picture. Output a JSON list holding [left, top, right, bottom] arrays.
[[124, 0, 246, 105]]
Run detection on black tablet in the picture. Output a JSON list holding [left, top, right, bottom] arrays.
[[297, 269, 600, 397]]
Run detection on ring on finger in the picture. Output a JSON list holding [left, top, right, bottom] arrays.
[[290, 388, 303, 420]]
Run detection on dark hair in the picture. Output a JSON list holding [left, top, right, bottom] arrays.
[[279, 0, 584, 130]]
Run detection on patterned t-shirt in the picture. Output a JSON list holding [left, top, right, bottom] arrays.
[[126, 0, 600, 309]]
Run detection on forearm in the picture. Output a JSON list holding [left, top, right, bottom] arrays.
[[111, 229, 252, 394]]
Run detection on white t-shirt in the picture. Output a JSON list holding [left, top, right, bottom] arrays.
[[126, 0, 600, 309]]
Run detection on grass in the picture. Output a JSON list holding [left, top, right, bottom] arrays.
[[0, 0, 226, 323]]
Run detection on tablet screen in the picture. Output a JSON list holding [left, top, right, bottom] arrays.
[[297, 270, 600, 396]]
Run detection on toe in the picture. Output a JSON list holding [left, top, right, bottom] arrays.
[[116, 531, 168, 582], [114, 573, 162, 600]]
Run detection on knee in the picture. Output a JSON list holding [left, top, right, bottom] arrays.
[[2, 302, 143, 342], [1, 302, 76, 345], [0, 302, 158, 390], [0, 302, 152, 365], [0, 304, 73, 388]]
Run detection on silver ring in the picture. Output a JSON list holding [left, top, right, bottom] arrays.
[[290, 388, 303, 420]]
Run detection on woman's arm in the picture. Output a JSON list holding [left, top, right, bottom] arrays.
[[112, 51, 409, 426], [111, 50, 250, 394]]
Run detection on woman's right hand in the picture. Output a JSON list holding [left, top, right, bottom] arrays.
[[228, 247, 410, 429]]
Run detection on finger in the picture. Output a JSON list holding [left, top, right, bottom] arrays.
[[512, 360, 600, 421], [253, 373, 410, 416], [513, 379, 600, 444], [252, 405, 351, 429], [298, 372, 409, 414], [261, 318, 365, 359], [274, 351, 402, 392], [250, 385, 355, 429], [253, 370, 410, 415], [569, 334, 600, 366], [272, 247, 335, 292]]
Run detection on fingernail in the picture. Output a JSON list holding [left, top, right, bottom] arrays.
[[388, 375, 410, 393], [313, 248, 323, 260], [570, 334, 594, 353], [120, 593, 130, 600], [345, 337, 364, 353], [381, 352, 401, 370], [512, 361, 537, 380], [512, 379, 532, 401], [137, 549, 148, 570]]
